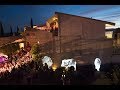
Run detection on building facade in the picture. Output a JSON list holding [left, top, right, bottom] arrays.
[[24, 12, 115, 68], [46, 12, 115, 67]]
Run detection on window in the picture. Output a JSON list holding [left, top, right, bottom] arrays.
[[105, 31, 113, 39]]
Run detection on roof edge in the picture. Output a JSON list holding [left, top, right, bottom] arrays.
[[55, 12, 115, 26]]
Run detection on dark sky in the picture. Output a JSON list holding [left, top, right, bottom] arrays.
[[0, 5, 120, 33]]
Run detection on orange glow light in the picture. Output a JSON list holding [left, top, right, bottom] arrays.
[[52, 65, 57, 71]]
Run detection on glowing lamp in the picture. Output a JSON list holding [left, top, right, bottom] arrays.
[[52, 65, 57, 71], [37, 41, 40, 44]]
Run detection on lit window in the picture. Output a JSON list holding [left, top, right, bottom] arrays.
[[105, 31, 113, 38], [19, 43, 24, 49]]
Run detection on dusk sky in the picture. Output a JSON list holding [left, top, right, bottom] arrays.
[[0, 5, 120, 33]]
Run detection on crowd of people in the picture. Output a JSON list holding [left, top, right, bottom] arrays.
[[0, 43, 97, 85], [0, 57, 96, 85], [0, 47, 31, 77]]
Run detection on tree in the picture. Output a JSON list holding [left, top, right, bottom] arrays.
[[30, 18, 33, 28], [30, 43, 42, 63], [30, 44, 40, 55], [0, 22, 1, 36], [0, 21, 4, 36], [10, 26, 13, 36], [17, 26, 20, 35]]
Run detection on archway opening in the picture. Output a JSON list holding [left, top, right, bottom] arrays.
[[94, 58, 101, 71], [61, 58, 76, 71], [42, 56, 53, 69]]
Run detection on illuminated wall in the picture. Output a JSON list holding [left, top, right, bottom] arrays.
[[0, 36, 22, 47], [50, 12, 114, 66], [23, 12, 114, 67], [46, 15, 59, 36], [24, 27, 53, 46], [58, 12, 106, 40], [116, 33, 120, 45]]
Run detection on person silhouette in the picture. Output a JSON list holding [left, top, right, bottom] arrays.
[[43, 63, 49, 71]]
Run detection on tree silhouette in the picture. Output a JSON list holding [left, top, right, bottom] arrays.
[[17, 26, 20, 35], [31, 18, 33, 28], [0, 21, 4, 36], [10, 26, 13, 36], [0, 22, 1, 36]]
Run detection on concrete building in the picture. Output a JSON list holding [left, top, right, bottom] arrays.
[[24, 12, 115, 68], [47, 12, 115, 67]]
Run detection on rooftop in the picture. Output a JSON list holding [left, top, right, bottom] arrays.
[[55, 12, 115, 26]]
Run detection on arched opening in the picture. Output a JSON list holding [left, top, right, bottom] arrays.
[[61, 58, 76, 71], [94, 58, 101, 71], [42, 56, 53, 69]]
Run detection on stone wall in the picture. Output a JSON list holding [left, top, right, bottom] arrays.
[[58, 13, 106, 40], [24, 27, 53, 46], [0, 36, 22, 47], [51, 13, 113, 67]]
